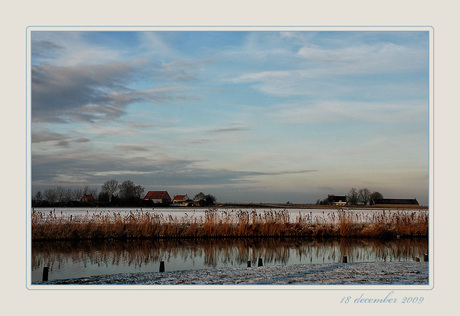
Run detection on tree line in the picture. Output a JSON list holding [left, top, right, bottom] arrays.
[[32, 179, 216, 207], [316, 188, 384, 206]]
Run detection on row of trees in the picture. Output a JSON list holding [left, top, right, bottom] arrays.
[[346, 188, 383, 205], [32, 179, 216, 207], [33, 185, 99, 206], [316, 188, 384, 206]]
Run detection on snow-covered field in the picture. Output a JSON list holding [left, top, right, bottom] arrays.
[[36, 261, 428, 285], [32, 207, 427, 224]]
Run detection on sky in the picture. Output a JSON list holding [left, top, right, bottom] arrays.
[[30, 30, 430, 205]]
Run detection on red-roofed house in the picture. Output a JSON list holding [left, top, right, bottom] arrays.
[[143, 191, 172, 204], [81, 194, 96, 203], [172, 194, 189, 203]]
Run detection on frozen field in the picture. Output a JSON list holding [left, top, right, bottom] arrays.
[[32, 207, 428, 224], [36, 261, 429, 285]]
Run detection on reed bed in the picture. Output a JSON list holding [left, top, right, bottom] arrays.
[[31, 209, 428, 241]]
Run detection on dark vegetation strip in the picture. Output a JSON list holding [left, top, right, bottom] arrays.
[[32, 209, 428, 241]]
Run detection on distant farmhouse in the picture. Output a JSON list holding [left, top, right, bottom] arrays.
[[81, 194, 96, 203], [328, 195, 347, 206], [172, 194, 189, 203], [143, 191, 172, 204], [172, 194, 196, 206], [372, 198, 419, 208]]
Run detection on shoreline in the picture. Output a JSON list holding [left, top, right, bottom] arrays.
[[35, 261, 429, 285]]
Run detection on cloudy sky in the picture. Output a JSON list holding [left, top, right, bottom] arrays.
[[30, 29, 430, 204]]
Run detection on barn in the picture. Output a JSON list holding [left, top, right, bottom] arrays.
[[143, 191, 172, 204]]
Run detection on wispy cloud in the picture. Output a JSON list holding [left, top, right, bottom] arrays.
[[32, 130, 69, 143], [32, 130, 90, 148], [31, 39, 63, 60], [269, 99, 428, 124], [209, 124, 249, 134], [32, 62, 140, 122], [32, 145, 316, 191], [32, 62, 198, 123], [114, 145, 152, 152], [32, 31, 122, 66], [230, 32, 428, 100], [248, 169, 317, 176], [139, 32, 181, 61]]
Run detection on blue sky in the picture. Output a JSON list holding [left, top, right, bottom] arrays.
[[30, 30, 430, 204]]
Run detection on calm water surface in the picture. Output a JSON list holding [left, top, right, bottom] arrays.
[[31, 238, 428, 283]]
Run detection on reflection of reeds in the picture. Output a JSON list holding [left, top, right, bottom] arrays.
[[32, 238, 429, 276], [32, 209, 428, 240]]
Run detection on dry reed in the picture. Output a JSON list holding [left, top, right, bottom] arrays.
[[31, 209, 428, 241]]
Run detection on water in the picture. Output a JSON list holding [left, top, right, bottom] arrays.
[[31, 207, 429, 283], [31, 237, 428, 283]]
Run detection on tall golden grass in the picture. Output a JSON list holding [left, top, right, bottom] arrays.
[[31, 209, 428, 240]]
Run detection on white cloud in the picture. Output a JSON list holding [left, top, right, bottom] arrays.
[[269, 100, 428, 124], [138, 32, 181, 61], [32, 32, 121, 66], [229, 38, 428, 99], [297, 42, 427, 73], [92, 170, 154, 177]]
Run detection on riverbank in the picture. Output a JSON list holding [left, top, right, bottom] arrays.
[[32, 208, 429, 240], [36, 261, 429, 285]]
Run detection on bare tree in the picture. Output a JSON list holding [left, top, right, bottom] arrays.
[[358, 188, 371, 205], [72, 188, 84, 201], [347, 188, 359, 205], [83, 185, 90, 196], [55, 186, 67, 203], [62, 188, 73, 203], [101, 179, 119, 202], [194, 192, 206, 202], [44, 188, 57, 204], [34, 191, 43, 203], [118, 180, 144, 201]]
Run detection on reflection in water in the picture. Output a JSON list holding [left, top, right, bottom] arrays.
[[31, 238, 428, 283]]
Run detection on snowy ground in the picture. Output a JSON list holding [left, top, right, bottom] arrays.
[[36, 261, 428, 285], [32, 207, 428, 225]]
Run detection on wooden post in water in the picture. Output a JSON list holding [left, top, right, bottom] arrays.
[[416, 257, 420, 262], [342, 256, 348, 263], [159, 261, 165, 272], [247, 261, 251, 268], [42, 267, 49, 281], [258, 258, 263, 267]]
